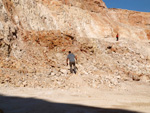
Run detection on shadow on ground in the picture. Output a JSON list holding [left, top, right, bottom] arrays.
[[0, 94, 139, 113]]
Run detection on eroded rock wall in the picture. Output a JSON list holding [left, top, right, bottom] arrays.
[[107, 8, 150, 40], [0, 0, 150, 88]]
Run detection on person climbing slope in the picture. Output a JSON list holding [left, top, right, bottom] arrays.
[[116, 33, 119, 41], [66, 51, 77, 74]]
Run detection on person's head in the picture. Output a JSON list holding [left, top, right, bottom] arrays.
[[69, 51, 71, 54]]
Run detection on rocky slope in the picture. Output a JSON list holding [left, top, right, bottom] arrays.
[[0, 0, 150, 89]]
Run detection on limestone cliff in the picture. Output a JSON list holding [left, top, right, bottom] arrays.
[[0, 0, 150, 88]]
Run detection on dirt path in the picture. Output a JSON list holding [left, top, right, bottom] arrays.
[[0, 81, 150, 113]]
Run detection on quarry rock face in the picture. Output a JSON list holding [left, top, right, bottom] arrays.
[[0, 0, 150, 88], [107, 8, 150, 40]]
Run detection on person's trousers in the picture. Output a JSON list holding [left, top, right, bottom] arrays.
[[116, 37, 119, 41], [69, 62, 76, 73]]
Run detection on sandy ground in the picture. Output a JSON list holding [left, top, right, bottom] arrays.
[[0, 80, 150, 113]]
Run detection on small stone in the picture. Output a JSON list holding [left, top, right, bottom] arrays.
[[60, 69, 68, 75], [51, 73, 55, 76]]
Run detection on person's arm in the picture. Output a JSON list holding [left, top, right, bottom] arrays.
[[66, 58, 69, 65], [75, 56, 77, 63]]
